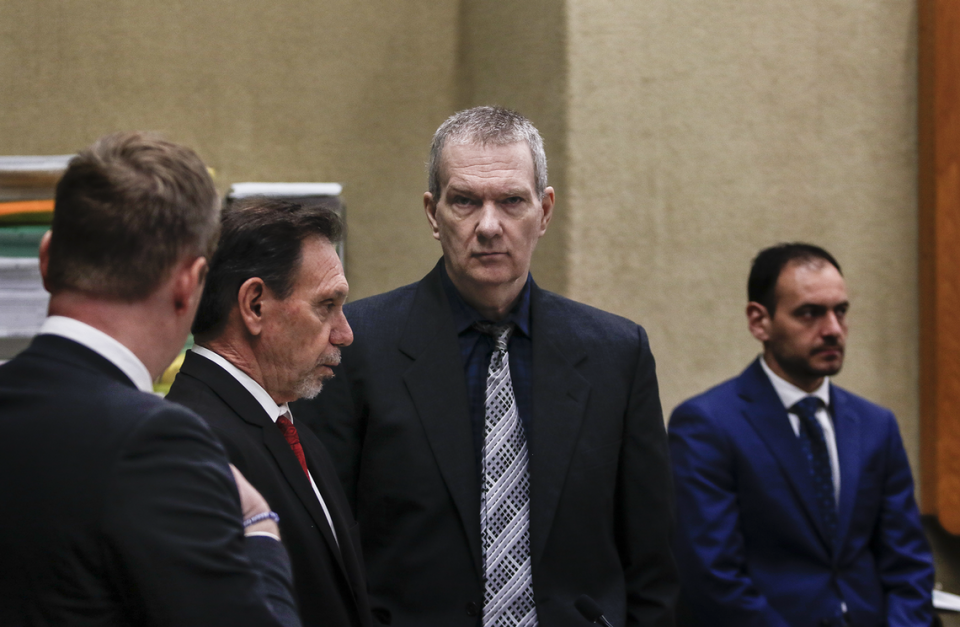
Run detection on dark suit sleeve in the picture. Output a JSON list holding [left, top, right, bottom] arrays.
[[246, 536, 301, 627], [619, 327, 681, 627], [870, 411, 935, 627], [101, 403, 300, 627], [668, 402, 791, 627]]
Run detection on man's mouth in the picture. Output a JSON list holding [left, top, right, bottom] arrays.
[[812, 346, 843, 358], [317, 350, 342, 369]]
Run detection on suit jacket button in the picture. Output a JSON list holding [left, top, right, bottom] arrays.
[[465, 601, 480, 616], [819, 620, 831, 626]]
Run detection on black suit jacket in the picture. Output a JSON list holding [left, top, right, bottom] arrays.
[[168, 351, 373, 627], [293, 262, 678, 627], [0, 334, 299, 627]]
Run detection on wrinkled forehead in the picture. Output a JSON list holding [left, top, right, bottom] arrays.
[[438, 140, 536, 190], [293, 235, 347, 289]]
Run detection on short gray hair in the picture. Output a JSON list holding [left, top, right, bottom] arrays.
[[427, 106, 548, 200]]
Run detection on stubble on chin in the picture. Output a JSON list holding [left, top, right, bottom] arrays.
[[809, 345, 844, 376], [294, 379, 324, 401], [772, 351, 841, 385], [292, 349, 341, 401]]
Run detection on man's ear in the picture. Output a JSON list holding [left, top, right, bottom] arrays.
[[538, 186, 555, 236], [424, 192, 441, 241], [38, 230, 52, 291], [746, 301, 772, 342], [172, 256, 207, 315], [237, 277, 267, 336]]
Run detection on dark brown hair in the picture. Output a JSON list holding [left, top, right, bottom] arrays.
[[748, 242, 842, 316], [46, 131, 219, 300], [192, 198, 343, 341]]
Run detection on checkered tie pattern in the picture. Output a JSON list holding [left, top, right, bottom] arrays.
[[474, 322, 537, 627], [793, 396, 838, 549]]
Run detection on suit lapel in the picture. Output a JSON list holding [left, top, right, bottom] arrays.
[[178, 352, 346, 572], [259, 417, 347, 572], [738, 360, 833, 554], [297, 426, 362, 597], [528, 286, 590, 565], [399, 266, 483, 578], [831, 386, 861, 555]]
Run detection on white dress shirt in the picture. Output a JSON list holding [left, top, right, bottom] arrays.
[[191, 346, 338, 545], [40, 316, 154, 393], [759, 355, 841, 504]]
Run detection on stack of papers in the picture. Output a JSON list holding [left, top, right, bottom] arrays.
[[0, 257, 48, 338], [228, 182, 343, 199]]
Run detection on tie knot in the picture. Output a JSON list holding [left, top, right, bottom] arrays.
[[276, 413, 299, 442], [792, 396, 821, 421], [473, 321, 514, 352]]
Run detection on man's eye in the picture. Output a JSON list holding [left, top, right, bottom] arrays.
[[797, 306, 829, 320]]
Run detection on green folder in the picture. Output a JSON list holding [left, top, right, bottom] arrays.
[[0, 225, 48, 258]]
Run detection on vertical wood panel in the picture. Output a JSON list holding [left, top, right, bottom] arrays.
[[919, 0, 960, 531]]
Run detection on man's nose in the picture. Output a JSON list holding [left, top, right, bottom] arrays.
[[821, 311, 844, 337], [332, 311, 354, 347], [476, 203, 503, 239]]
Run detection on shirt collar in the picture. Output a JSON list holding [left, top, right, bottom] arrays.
[[759, 354, 831, 411], [439, 261, 532, 337], [39, 316, 154, 393], [192, 346, 291, 423]]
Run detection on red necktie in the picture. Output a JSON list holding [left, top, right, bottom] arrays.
[[276, 414, 310, 479]]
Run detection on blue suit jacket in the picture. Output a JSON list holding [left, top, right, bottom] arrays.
[[668, 358, 934, 627]]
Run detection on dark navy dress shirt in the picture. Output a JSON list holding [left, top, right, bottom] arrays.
[[439, 263, 533, 476]]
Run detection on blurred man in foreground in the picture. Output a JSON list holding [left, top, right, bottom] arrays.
[[0, 132, 299, 627]]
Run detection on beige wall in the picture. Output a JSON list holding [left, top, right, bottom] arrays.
[[0, 0, 456, 300], [457, 0, 569, 293], [564, 0, 921, 477], [1, 0, 921, 473]]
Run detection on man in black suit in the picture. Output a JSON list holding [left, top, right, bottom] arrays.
[[0, 132, 300, 627], [167, 199, 372, 627], [294, 106, 678, 626]]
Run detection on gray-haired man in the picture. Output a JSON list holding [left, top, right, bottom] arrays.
[[295, 106, 678, 627]]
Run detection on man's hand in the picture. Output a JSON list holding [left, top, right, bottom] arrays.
[[230, 464, 281, 539]]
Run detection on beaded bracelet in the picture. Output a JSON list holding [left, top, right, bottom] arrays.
[[243, 511, 280, 528]]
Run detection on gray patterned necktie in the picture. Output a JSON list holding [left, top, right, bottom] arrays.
[[474, 322, 537, 627]]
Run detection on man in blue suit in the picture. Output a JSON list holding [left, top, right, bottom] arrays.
[[669, 243, 935, 627]]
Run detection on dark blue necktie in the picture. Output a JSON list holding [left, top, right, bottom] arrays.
[[793, 396, 838, 550]]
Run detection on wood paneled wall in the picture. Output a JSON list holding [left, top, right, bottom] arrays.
[[919, 0, 960, 531]]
